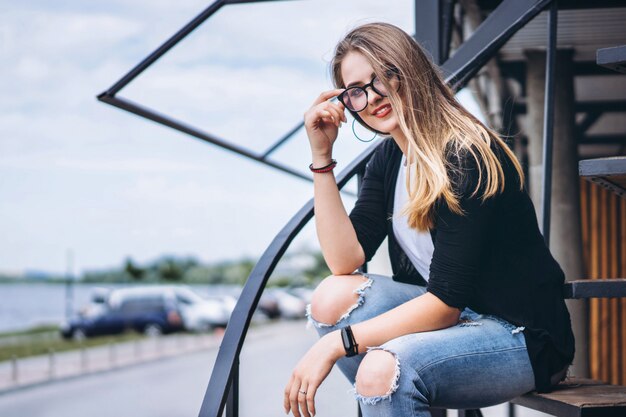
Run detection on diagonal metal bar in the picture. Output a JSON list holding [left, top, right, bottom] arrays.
[[577, 111, 602, 134], [442, 0, 551, 90], [104, 0, 299, 96], [98, 93, 313, 182], [104, 0, 227, 96], [225, 0, 301, 4], [261, 121, 304, 159]]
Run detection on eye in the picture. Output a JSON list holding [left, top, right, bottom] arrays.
[[348, 88, 365, 99], [384, 67, 398, 78]]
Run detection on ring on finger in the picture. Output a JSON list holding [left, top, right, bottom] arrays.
[[298, 389, 307, 395]]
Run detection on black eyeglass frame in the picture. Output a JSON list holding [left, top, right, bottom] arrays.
[[338, 77, 387, 113], [337, 68, 400, 113]]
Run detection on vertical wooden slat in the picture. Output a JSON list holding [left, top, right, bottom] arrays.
[[609, 192, 619, 384], [589, 182, 600, 379], [600, 187, 610, 382], [580, 179, 590, 274]]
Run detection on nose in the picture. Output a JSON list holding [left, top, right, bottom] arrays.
[[366, 86, 383, 106]]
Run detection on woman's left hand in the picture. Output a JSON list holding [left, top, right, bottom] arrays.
[[284, 331, 343, 417]]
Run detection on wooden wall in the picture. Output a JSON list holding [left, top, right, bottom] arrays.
[[580, 178, 626, 384]]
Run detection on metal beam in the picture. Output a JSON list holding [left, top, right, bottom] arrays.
[[597, 45, 626, 74], [564, 279, 626, 299], [577, 111, 602, 133], [540, 0, 557, 246], [97, 93, 313, 182], [415, 0, 444, 65], [499, 61, 618, 95], [579, 134, 626, 145], [512, 100, 626, 115], [477, 0, 626, 10], [441, 0, 457, 63], [225, 0, 300, 4]]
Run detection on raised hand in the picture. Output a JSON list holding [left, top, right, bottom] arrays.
[[303, 89, 347, 165]]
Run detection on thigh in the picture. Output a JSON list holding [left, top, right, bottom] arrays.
[[343, 273, 428, 325], [379, 312, 535, 409], [308, 273, 427, 331]]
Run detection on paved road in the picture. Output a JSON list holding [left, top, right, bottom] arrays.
[[0, 321, 356, 417], [0, 320, 548, 417]]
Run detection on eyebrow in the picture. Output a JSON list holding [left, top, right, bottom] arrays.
[[346, 72, 375, 88]]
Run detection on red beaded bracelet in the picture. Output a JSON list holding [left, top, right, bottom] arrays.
[[309, 159, 337, 173]]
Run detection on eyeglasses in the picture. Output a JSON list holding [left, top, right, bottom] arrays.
[[338, 68, 400, 113]]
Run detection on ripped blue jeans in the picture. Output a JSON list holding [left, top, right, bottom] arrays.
[[306, 273, 536, 417]]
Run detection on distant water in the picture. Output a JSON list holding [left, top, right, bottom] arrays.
[[0, 282, 242, 333]]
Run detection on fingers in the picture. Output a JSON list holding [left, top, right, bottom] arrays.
[[313, 89, 345, 105], [289, 378, 302, 417], [284, 377, 317, 417], [315, 103, 346, 128], [326, 104, 347, 125], [298, 383, 310, 417], [283, 375, 294, 414], [306, 382, 319, 417]]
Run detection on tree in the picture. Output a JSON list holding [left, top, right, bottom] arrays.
[[158, 258, 184, 282], [124, 257, 145, 281]]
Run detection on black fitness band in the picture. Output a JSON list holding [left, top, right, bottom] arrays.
[[341, 325, 359, 357]]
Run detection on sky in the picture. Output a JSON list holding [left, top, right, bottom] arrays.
[[0, 0, 481, 276]]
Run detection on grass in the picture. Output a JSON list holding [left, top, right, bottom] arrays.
[[0, 329, 148, 362], [0, 325, 60, 338]]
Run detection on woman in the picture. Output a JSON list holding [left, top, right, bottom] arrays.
[[284, 22, 574, 417]]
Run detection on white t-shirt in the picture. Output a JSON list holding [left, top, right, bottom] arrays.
[[392, 155, 434, 281]]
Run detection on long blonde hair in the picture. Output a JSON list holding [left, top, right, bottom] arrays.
[[331, 22, 525, 230]]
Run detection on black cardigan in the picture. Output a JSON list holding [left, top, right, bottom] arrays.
[[348, 138, 575, 392]]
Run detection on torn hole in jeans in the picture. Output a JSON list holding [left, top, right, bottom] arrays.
[[353, 347, 400, 405], [458, 319, 482, 327], [305, 277, 373, 329]]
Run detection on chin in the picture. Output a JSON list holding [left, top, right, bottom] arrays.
[[366, 117, 399, 135]]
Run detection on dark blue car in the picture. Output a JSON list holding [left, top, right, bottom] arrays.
[[61, 287, 184, 340]]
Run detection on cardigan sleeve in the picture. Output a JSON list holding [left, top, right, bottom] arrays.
[[348, 144, 389, 263], [427, 150, 495, 310]]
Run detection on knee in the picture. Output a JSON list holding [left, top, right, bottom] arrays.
[[309, 274, 369, 326], [355, 349, 399, 397]]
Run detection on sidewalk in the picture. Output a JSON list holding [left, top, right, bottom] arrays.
[[0, 331, 223, 394]]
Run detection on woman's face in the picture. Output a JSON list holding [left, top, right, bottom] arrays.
[[340, 51, 400, 137]]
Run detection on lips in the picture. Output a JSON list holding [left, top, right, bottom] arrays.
[[372, 103, 392, 118]]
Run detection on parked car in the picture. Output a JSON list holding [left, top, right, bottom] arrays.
[[60, 287, 184, 340], [172, 286, 235, 331], [266, 288, 308, 319]]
